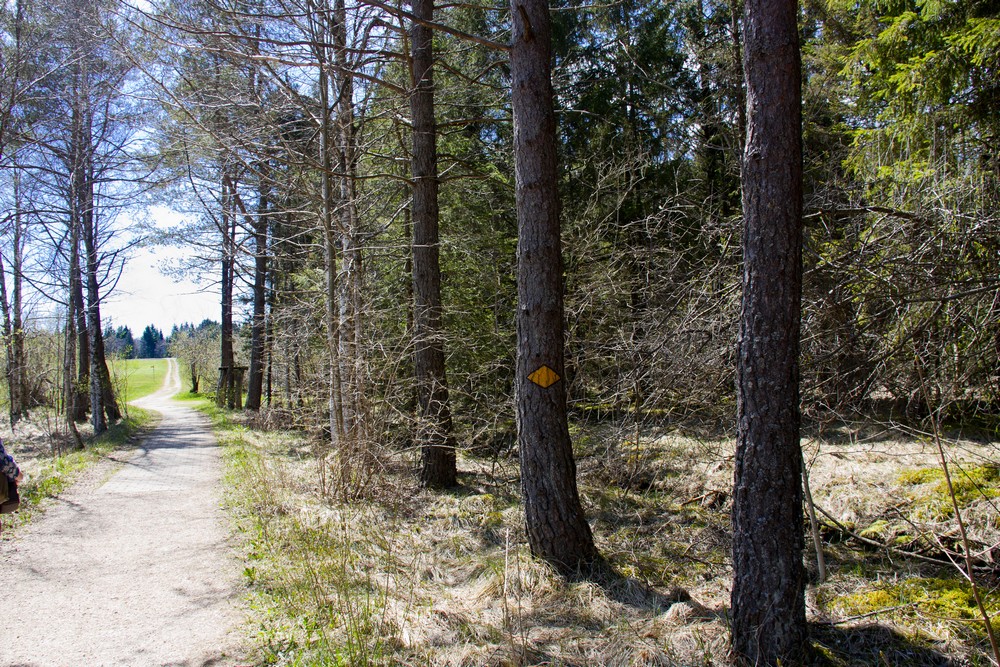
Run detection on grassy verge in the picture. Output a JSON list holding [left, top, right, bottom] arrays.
[[200, 405, 727, 666], [183, 394, 392, 665]]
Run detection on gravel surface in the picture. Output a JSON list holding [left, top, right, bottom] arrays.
[[0, 359, 247, 667]]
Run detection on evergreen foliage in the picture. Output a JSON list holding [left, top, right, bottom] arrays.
[[139, 325, 166, 359], [104, 326, 136, 359]]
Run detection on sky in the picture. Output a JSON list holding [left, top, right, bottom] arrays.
[[99, 206, 219, 336], [101, 245, 218, 336]]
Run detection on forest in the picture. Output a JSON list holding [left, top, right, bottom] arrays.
[[1, 0, 999, 664]]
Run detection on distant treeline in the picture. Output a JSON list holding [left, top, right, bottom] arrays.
[[104, 320, 219, 360]]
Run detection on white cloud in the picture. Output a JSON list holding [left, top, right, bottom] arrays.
[[101, 206, 219, 335], [101, 245, 218, 335]]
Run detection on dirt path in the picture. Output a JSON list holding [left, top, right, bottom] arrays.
[[0, 359, 246, 667]]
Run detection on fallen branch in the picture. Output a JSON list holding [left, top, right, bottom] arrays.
[[811, 502, 999, 572], [820, 602, 921, 626]]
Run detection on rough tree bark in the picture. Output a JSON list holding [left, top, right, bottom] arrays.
[[244, 27, 268, 412], [217, 166, 237, 409], [11, 188, 26, 418], [70, 255, 89, 422], [79, 114, 120, 431], [0, 249, 19, 425], [510, 0, 600, 574], [64, 214, 85, 450], [411, 0, 457, 489], [730, 0, 807, 662], [66, 29, 92, 425], [245, 165, 269, 412], [72, 84, 107, 436]]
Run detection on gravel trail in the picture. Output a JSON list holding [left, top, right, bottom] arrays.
[[0, 359, 246, 667]]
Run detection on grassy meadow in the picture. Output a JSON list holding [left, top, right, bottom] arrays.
[[110, 357, 170, 403]]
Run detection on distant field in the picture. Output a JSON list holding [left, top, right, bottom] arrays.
[[111, 358, 169, 402]]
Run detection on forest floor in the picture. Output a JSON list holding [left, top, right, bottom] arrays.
[[4, 377, 997, 666], [0, 359, 247, 666], [216, 410, 1000, 667]]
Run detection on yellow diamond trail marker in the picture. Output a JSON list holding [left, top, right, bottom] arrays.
[[528, 365, 560, 388]]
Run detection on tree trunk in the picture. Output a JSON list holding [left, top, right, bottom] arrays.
[[510, 0, 600, 575], [75, 91, 106, 436], [265, 286, 273, 406], [217, 167, 237, 409], [91, 321, 121, 423], [693, 0, 725, 214], [64, 218, 84, 450], [730, 0, 807, 662], [86, 307, 105, 434], [411, 0, 457, 489], [0, 248, 18, 426], [334, 0, 365, 446], [71, 258, 89, 422], [63, 315, 83, 451], [68, 191, 89, 424], [80, 105, 119, 431], [69, 66, 91, 424], [311, 5, 348, 456], [245, 167, 269, 411], [1, 174, 28, 425], [11, 184, 27, 417], [730, 0, 747, 160]]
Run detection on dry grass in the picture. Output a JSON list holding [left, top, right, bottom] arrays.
[[217, 409, 1000, 666]]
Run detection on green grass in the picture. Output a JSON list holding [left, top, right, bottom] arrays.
[[898, 464, 1000, 519], [110, 358, 170, 402], [830, 576, 1000, 652], [173, 390, 213, 405], [189, 403, 393, 666]]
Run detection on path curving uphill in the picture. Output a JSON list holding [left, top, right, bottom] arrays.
[[0, 358, 246, 667]]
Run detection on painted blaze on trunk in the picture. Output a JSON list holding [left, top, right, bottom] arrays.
[[510, 0, 599, 574], [731, 0, 808, 662]]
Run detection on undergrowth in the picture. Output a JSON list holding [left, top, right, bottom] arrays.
[[210, 409, 726, 665], [203, 403, 1000, 667], [211, 407, 397, 665], [898, 464, 1000, 519], [821, 576, 1000, 665]]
